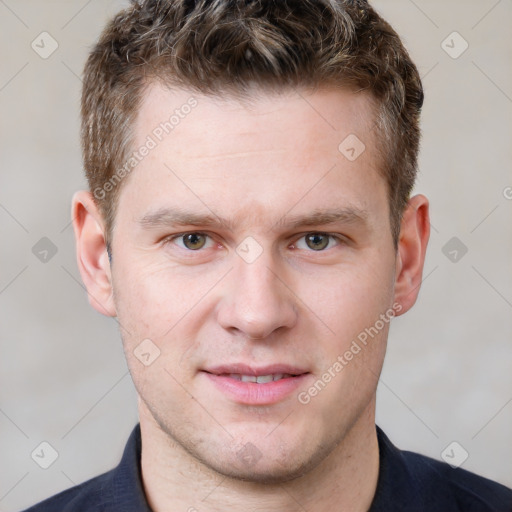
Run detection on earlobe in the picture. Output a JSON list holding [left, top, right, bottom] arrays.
[[393, 194, 430, 315], [71, 191, 116, 317]]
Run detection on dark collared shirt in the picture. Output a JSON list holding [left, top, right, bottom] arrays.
[[22, 424, 512, 511]]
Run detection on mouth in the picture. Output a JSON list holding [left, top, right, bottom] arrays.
[[202, 362, 310, 377], [214, 372, 301, 383], [200, 364, 311, 405]]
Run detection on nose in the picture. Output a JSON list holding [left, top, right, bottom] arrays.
[[216, 252, 298, 340]]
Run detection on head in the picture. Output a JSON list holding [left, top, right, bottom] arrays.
[[74, 0, 429, 483], [82, 0, 424, 251]]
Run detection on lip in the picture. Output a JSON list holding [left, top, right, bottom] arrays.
[[200, 364, 311, 405], [203, 363, 310, 377]]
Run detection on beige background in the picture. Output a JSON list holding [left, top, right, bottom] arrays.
[[1, 1, 511, 510]]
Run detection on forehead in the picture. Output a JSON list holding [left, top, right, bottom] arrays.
[[135, 82, 378, 154], [120, 82, 387, 229]]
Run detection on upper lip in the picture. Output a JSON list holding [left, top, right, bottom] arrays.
[[203, 363, 310, 376]]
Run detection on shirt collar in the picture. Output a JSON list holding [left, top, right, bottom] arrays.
[[368, 425, 424, 511], [108, 424, 153, 511]]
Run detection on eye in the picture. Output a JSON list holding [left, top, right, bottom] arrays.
[[294, 232, 340, 251], [171, 232, 214, 251]]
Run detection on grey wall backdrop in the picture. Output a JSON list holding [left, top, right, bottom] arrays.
[[1, 1, 511, 510]]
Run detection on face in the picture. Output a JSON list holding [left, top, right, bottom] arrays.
[[108, 84, 399, 482]]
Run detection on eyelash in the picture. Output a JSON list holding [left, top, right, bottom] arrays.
[[164, 232, 345, 252]]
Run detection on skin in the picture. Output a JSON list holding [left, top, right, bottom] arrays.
[[72, 84, 430, 511]]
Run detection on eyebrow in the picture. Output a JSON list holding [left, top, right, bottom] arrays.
[[276, 207, 368, 230], [138, 208, 226, 229], [137, 206, 368, 231]]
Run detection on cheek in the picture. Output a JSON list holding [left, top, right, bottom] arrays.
[[111, 256, 222, 345], [111, 258, 174, 348], [327, 257, 394, 380], [111, 261, 196, 402], [112, 253, 164, 304], [301, 261, 393, 420], [305, 255, 395, 341]]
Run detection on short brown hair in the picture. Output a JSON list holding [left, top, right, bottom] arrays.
[[81, 0, 424, 249]]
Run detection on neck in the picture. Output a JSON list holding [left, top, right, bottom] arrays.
[[139, 399, 380, 512]]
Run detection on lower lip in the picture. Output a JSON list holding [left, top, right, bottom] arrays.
[[202, 372, 311, 405]]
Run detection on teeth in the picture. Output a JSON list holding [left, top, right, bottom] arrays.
[[255, 374, 274, 384], [227, 373, 290, 383]]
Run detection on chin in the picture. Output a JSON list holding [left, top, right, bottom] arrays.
[[207, 454, 317, 485], [201, 431, 337, 485], [144, 396, 345, 485]]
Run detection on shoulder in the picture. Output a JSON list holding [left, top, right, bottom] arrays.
[[21, 424, 151, 512], [372, 426, 512, 512], [20, 470, 115, 512], [403, 449, 512, 511]]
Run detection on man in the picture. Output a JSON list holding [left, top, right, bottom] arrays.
[[23, 0, 512, 510]]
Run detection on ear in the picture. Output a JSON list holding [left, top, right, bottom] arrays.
[[71, 190, 116, 317], [393, 194, 430, 315]]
